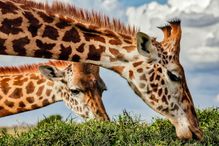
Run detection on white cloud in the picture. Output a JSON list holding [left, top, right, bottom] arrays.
[[126, 0, 219, 68]]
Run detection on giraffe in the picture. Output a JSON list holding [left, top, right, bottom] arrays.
[[0, 0, 202, 140], [0, 60, 109, 121]]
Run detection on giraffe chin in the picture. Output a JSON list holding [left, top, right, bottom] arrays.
[[172, 117, 203, 140]]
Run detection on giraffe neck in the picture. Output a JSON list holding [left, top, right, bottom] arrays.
[[0, 0, 138, 77], [0, 71, 64, 117]]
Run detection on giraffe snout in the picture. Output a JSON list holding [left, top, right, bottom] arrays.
[[174, 115, 203, 140]]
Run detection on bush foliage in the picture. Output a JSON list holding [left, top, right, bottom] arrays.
[[0, 108, 218, 146]]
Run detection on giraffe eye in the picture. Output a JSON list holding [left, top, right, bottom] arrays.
[[71, 89, 80, 95], [167, 70, 180, 82]]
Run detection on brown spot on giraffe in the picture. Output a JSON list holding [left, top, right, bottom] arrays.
[[171, 104, 179, 111], [13, 36, 30, 56], [35, 39, 55, 58], [37, 78, 46, 84], [31, 104, 39, 109], [0, 108, 12, 117], [84, 32, 105, 43], [26, 97, 34, 103], [88, 25, 99, 31], [19, 101, 26, 108], [37, 11, 54, 23], [75, 23, 101, 34], [162, 107, 169, 113], [0, 78, 11, 94], [76, 43, 85, 53], [36, 85, 44, 96], [149, 73, 155, 82], [111, 66, 125, 74], [72, 54, 81, 62], [46, 89, 52, 96], [155, 74, 161, 81], [109, 39, 122, 45], [9, 88, 23, 99], [87, 45, 105, 61], [123, 46, 135, 52], [137, 68, 143, 73], [55, 19, 71, 29], [123, 39, 132, 44], [30, 74, 39, 80], [133, 61, 143, 67], [104, 30, 120, 39], [0, 1, 18, 14], [158, 88, 163, 96], [73, 99, 78, 105], [109, 48, 119, 56], [42, 99, 49, 106], [52, 95, 56, 102], [129, 70, 134, 79], [150, 83, 158, 89], [161, 79, 165, 85], [0, 38, 7, 54], [164, 88, 168, 95], [5, 100, 14, 108], [59, 44, 72, 60], [162, 95, 168, 105], [150, 94, 159, 103], [157, 105, 163, 111], [119, 33, 132, 40], [16, 107, 26, 113], [26, 81, 35, 94], [0, 17, 23, 35], [62, 27, 81, 43], [43, 25, 59, 40]]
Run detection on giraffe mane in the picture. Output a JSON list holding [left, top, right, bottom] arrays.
[[11, 0, 137, 36], [0, 60, 70, 75]]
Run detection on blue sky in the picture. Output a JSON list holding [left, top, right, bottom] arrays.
[[0, 0, 218, 126]]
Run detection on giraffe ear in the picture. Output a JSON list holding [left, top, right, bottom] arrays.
[[136, 32, 157, 60], [39, 65, 64, 81]]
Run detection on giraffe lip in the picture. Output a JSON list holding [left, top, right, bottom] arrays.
[[189, 125, 203, 140]]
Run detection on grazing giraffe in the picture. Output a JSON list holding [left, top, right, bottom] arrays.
[[0, 60, 109, 121], [0, 0, 202, 139]]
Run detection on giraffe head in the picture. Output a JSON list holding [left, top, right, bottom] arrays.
[[126, 20, 202, 140], [39, 63, 109, 121]]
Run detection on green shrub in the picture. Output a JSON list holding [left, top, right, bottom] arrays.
[[0, 108, 218, 146]]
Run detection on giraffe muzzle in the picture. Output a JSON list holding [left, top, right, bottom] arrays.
[[189, 125, 203, 140], [174, 113, 203, 140]]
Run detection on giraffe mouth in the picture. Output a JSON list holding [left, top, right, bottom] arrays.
[[189, 125, 203, 140]]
